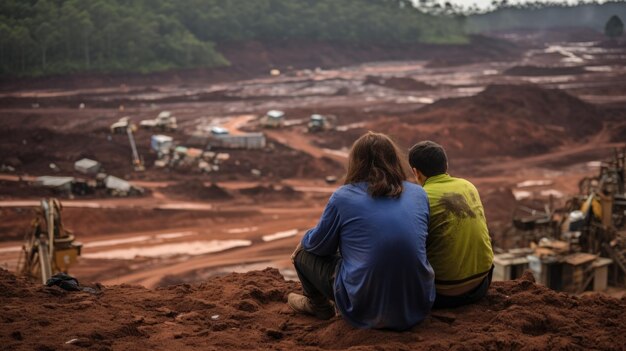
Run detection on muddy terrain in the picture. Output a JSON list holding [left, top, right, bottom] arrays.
[[1, 31, 626, 290]]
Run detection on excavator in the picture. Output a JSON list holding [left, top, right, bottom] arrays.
[[127, 125, 145, 172], [110, 117, 145, 171], [17, 199, 82, 284]]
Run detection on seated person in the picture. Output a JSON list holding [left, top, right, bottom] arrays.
[[288, 132, 435, 330], [408, 140, 494, 309]]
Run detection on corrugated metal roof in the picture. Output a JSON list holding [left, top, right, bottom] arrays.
[[74, 158, 100, 169], [104, 175, 131, 192], [36, 176, 75, 188]]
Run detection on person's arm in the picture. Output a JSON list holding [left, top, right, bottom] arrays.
[[300, 195, 341, 256]]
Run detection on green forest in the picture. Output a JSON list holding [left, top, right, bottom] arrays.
[[0, 0, 466, 77]]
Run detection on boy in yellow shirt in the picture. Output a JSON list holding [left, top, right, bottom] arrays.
[[408, 141, 494, 308]]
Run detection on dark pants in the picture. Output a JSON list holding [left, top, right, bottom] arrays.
[[433, 266, 494, 309], [293, 250, 341, 304]]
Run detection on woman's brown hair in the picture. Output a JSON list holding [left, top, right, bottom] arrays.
[[344, 131, 407, 198]]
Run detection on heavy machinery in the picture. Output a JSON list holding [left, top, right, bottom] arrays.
[[127, 125, 145, 171], [307, 114, 336, 132], [110, 117, 145, 171], [140, 111, 178, 131], [17, 199, 82, 284], [260, 110, 285, 128], [110, 116, 132, 134]]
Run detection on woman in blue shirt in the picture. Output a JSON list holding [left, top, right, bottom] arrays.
[[288, 131, 435, 331]]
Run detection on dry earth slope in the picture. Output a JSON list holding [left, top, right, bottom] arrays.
[[2, 268, 626, 351]]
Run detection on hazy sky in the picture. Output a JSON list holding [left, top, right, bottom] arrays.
[[429, 0, 606, 10]]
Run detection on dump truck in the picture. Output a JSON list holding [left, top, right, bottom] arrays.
[[260, 110, 285, 128], [307, 114, 336, 132], [17, 199, 82, 284], [140, 111, 178, 131]]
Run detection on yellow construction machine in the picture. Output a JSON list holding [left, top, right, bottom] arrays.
[[17, 199, 82, 284]]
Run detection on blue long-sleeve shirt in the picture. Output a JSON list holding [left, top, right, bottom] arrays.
[[301, 181, 435, 330]]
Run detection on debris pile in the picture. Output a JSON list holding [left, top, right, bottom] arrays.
[[162, 181, 233, 201]]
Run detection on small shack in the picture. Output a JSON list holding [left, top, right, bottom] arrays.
[[104, 175, 143, 196], [74, 158, 101, 175], [493, 248, 533, 281], [209, 133, 266, 149], [36, 176, 75, 194], [151, 135, 173, 153]]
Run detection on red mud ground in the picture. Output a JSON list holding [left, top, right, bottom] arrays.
[[372, 84, 603, 159], [2, 268, 625, 351]]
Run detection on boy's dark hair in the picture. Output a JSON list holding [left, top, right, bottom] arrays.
[[408, 141, 448, 177]]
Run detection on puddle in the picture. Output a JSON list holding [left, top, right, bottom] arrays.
[[540, 189, 564, 198], [262, 229, 299, 242], [156, 231, 196, 239], [336, 122, 366, 131], [323, 148, 349, 158], [512, 190, 532, 200], [0, 246, 21, 254], [227, 227, 259, 234], [516, 180, 553, 188], [156, 203, 213, 210], [85, 236, 152, 248], [83, 240, 252, 260], [84, 231, 196, 249]]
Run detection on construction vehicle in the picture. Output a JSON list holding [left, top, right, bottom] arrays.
[[17, 199, 82, 284], [140, 111, 178, 131], [110, 116, 132, 134], [307, 114, 336, 132], [127, 125, 145, 171], [111, 117, 144, 171], [260, 110, 285, 128]]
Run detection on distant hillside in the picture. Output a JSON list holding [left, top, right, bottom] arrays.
[[467, 1, 626, 33], [0, 0, 466, 77]]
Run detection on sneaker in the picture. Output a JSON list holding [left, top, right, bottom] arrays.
[[287, 293, 335, 320]]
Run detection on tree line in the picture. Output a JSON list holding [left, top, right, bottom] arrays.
[[0, 0, 466, 77]]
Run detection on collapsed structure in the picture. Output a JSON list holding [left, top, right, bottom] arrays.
[[495, 149, 626, 293]]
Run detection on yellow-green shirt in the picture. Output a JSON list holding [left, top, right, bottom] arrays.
[[423, 174, 494, 292]]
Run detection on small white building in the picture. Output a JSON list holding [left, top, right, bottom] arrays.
[[104, 175, 142, 196], [151, 135, 173, 153], [210, 133, 266, 149], [36, 176, 75, 193], [74, 158, 101, 175]]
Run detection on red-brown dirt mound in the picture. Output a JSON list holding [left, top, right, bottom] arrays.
[[162, 181, 233, 201], [364, 76, 433, 91], [2, 268, 625, 350], [503, 65, 587, 76], [239, 184, 302, 202], [375, 84, 602, 158]]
